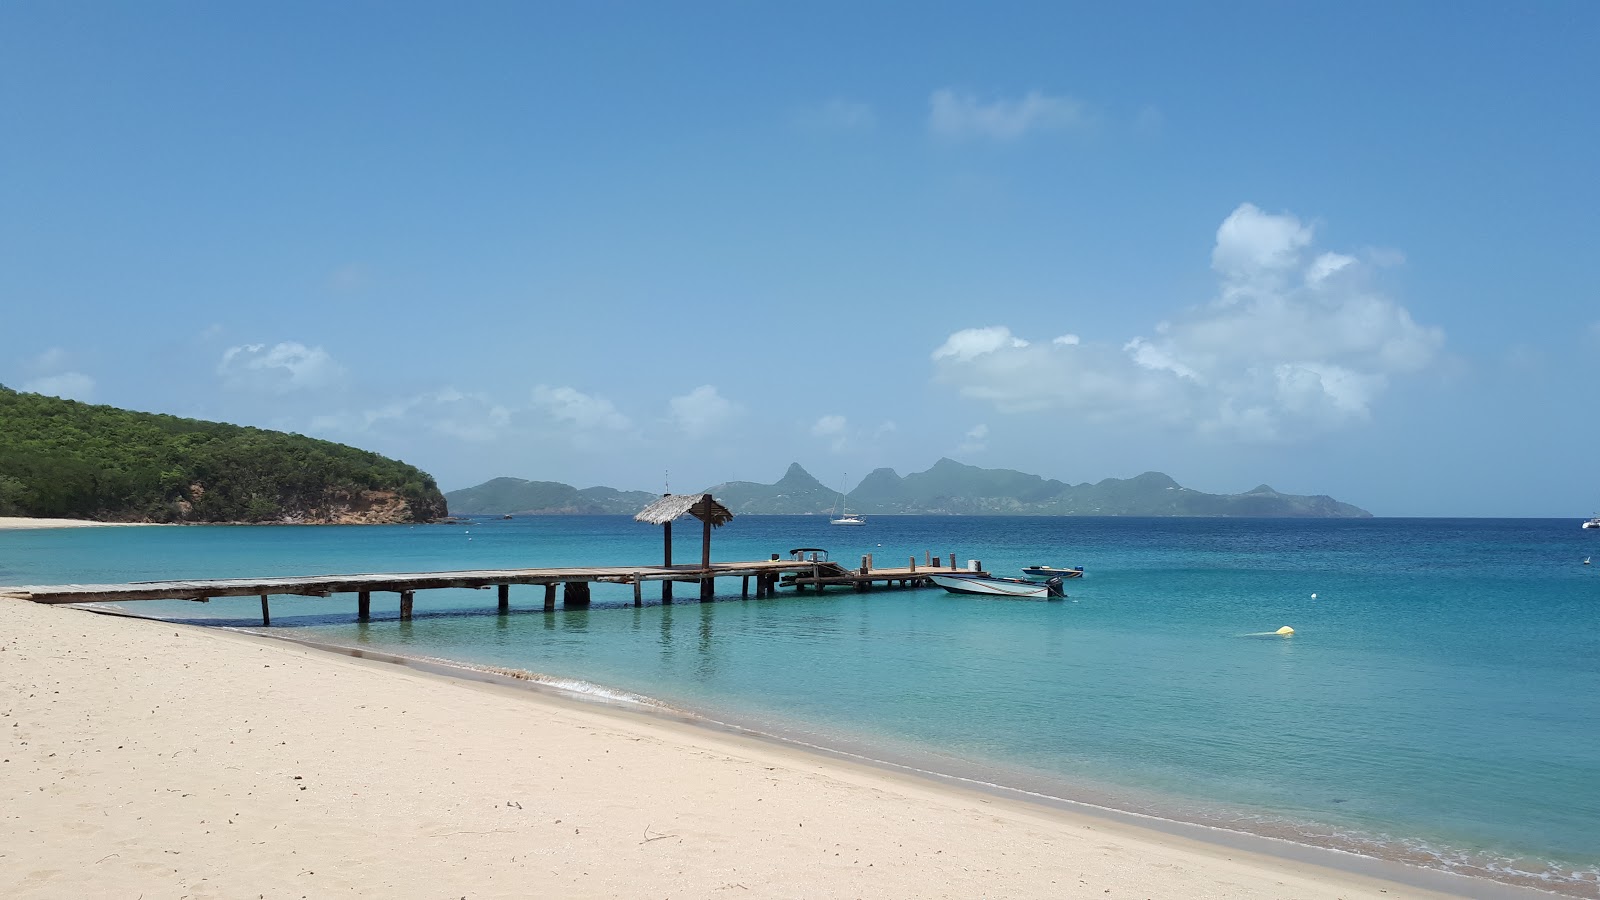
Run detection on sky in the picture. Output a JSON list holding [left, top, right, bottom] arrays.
[[2, 2, 1596, 517]]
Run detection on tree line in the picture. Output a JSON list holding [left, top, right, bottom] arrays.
[[0, 385, 446, 523]]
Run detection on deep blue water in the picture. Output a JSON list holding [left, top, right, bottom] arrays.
[[5, 516, 1598, 895]]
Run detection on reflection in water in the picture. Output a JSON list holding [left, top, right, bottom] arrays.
[[695, 601, 718, 681]]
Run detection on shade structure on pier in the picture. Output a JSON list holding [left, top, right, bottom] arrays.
[[632, 493, 733, 527], [635, 493, 732, 601]]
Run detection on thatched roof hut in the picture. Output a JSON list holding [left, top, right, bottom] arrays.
[[633, 493, 733, 527], [635, 493, 734, 601]]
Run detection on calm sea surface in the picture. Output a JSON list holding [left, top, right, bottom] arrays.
[[5, 516, 1598, 895]]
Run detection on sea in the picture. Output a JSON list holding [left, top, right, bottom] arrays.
[[4, 516, 1597, 897]]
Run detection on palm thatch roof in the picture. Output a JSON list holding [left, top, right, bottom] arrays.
[[633, 493, 734, 527]]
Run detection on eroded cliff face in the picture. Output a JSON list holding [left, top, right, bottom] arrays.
[[141, 486, 447, 525], [282, 489, 443, 525]]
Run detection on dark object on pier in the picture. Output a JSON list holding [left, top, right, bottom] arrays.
[[634, 493, 734, 602]]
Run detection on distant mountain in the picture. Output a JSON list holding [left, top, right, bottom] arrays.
[[448, 460, 1370, 518], [444, 477, 658, 515]]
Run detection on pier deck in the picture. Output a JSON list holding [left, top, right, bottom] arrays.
[[0, 559, 814, 605], [1, 553, 989, 625]]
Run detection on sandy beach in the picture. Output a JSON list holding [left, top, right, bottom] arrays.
[[0, 598, 1502, 899], [0, 516, 142, 530]]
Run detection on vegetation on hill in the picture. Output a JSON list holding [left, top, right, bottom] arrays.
[[443, 477, 658, 515], [449, 460, 1371, 518], [0, 385, 446, 524]]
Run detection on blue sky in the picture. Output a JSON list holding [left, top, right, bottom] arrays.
[[3, 2, 1596, 516]]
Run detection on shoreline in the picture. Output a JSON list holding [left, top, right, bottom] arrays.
[[0, 516, 150, 530], [248, 626, 1572, 900], [3, 599, 1559, 899]]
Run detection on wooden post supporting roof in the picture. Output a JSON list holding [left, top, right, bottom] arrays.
[[634, 492, 734, 605]]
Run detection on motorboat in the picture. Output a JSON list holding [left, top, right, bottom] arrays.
[[1585, 517, 1600, 530], [929, 573, 1067, 600], [1020, 565, 1084, 579]]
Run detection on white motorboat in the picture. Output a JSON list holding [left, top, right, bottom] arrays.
[[1020, 565, 1084, 579], [1584, 517, 1600, 530], [830, 474, 866, 526], [929, 573, 1067, 599]]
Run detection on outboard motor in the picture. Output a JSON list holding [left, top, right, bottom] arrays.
[[1045, 576, 1066, 599]]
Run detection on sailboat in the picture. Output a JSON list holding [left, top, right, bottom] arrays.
[[830, 475, 866, 526]]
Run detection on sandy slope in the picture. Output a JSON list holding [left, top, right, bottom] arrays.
[[0, 598, 1477, 899]]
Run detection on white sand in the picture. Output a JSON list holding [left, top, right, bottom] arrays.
[[0, 599, 1479, 899], [0, 517, 142, 530]]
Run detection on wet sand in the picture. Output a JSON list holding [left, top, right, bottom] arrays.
[[0, 597, 1506, 899]]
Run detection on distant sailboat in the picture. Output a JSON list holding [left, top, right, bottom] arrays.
[[830, 474, 866, 526]]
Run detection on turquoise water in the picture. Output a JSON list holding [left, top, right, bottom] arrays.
[[5, 517, 1598, 895]]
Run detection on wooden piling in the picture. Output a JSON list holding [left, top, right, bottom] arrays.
[[949, 553, 956, 570], [259, 594, 270, 626], [543, 583, 556, 611], [357, 590, 371, 621], [860, 555, 869, 575], [633, 573, 643, 606], [497, 584, 510, 614], [399, 590, 414, 621], [564, 581, 591, 607], [909, 556, 917, 573], [741, 575, 749, 599], [662, 513, 674, 603], [699, 510, 713, 601]]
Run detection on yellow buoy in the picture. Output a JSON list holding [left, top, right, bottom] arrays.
[[1276, 626, 1295, 636]]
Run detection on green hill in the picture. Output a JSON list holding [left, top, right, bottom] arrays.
[[443, 477, 657, 515], [0, 385, 446, 524], [449, 460, 1370, 518]]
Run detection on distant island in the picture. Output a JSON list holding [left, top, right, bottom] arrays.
[[0, 385, 447, 524], [446, 459, 1370, 518]]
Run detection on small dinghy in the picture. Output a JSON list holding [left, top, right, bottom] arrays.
[[1020, 565, 1084, 579], [928, 574, 1067, 600]]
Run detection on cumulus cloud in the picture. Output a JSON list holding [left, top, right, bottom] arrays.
[[312, 389, 512, 442], [531, 385, 630, 432], [17, 347, 94, 400], [670, 385, 737, 438], [21, 372, 94, 401], [933, 326, 1030, 361], [931, 203, 1445, 441], [928, 89, 1091, 141], [218, 342, 343, 393], [811, 415, 848, 437], [957, 423, 989, 455]]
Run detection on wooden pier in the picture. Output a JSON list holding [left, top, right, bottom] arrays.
[[0, 553, 985, 625]]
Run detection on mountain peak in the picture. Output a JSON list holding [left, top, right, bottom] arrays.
[[775, 462, 826, 490]]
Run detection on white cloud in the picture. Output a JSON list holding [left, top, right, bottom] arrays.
[[932, 326, 1030, 362], [932, 203, 1445, 441], [670, 385, 737, 438], [957, 423, 989, 455], [811, 415, 848, 437], [793, 99, 876, 133], [313, 388, 512, 442], [1052, 333, 1080, 346], [928, 89, 1091, 141], [21, 372, 94, 401], [218, 342, 343, 393], [1212, 203, 1314, 300], [531, 385, 630, 432], [25, 348, 70, 373], [17, 348, 95, 400]]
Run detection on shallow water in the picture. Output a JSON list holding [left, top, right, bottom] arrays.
[[6, 516, 1597, 895]]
